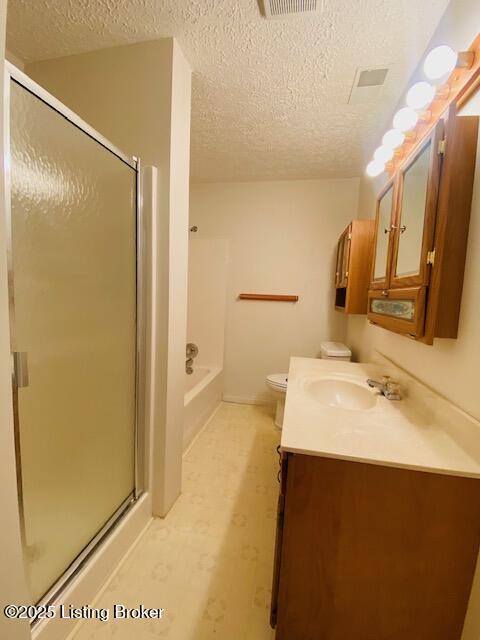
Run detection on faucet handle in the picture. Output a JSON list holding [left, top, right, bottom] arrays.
[[384, 378, 402, 400], [186, 343, 199, 358]]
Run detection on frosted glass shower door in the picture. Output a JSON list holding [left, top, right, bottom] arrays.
[[9, 78, 138, 603]]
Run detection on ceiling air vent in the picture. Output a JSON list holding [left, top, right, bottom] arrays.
[[260, 0, 320, 19], [348, 66, 390, 105]]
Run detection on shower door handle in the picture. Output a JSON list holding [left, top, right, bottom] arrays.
[[13, 351, 29, 388]]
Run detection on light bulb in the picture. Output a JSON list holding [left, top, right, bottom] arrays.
[[406, 81, 436, 110], [423, 45, 457, 80], [393, 107, 419, 132], [382, 129, 405, 150], [366, 160, 385, 178], [374, 146, 394, 164]]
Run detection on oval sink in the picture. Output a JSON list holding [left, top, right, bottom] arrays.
[[305, 377, 376, 411]]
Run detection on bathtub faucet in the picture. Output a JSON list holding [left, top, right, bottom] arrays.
[[186, 343, 199, 359], [186, 343, 198, 374]]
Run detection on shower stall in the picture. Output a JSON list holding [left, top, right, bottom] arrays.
[[5, 64, 145, 609]]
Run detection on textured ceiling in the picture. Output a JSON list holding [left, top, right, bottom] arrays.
[[7, 0, 450, 183]]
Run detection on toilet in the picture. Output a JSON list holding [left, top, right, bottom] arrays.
[[320, 341, 352, 362], [265, 373, 289, 429], [266, 342, 352, 429]]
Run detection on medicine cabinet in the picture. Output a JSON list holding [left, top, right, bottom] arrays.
[[368, 104, 479, 343]]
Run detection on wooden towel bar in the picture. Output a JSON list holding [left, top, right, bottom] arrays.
[[238, 293, 299, 302]]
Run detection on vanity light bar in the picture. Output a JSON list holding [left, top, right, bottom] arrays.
[[365, 41, 477, 178]]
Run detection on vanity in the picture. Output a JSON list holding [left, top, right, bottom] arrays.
[[270, 357, 480, 640]]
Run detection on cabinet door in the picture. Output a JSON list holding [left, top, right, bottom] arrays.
[[339, 225, 351, 288], [371, 180, 396, 289], [335, 232, 345, 287], [390, 122, 443, 288], [368, 287, 426, 338], [335, 226, 351, 288]]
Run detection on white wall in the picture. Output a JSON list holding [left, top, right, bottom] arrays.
[[26, 38, 192, 517], [190, 178, 360, 403], [187, 237, 228, 368]]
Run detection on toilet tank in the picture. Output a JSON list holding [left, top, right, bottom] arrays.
[[320, 342, 352, 361]]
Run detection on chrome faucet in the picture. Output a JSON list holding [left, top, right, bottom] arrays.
[[186, 343, 198, 375], [366, 376, 401, 400], [186, 343, 199, 359]]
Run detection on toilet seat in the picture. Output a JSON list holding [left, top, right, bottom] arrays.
[[266, 373, 288, 391]]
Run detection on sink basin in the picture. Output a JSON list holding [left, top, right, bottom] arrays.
[[305, 377, 376, 411]]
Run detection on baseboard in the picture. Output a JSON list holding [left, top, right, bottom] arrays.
[[222, 393, 274, 406]]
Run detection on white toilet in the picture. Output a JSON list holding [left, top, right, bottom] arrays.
[[266, 342, 352, 429], [319, 341, 352, 362], [265, 373, 289, 429]]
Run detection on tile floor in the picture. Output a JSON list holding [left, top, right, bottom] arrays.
[[71, 402, 280, 640]]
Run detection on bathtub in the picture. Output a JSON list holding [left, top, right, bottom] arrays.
[[184, 365, 223, 450]]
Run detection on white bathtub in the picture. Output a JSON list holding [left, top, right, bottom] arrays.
[[183, 365, 223, 450]]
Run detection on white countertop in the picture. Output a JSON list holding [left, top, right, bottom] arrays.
[[281, 357, 480, 479]]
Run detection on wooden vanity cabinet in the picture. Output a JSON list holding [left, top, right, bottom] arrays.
[[334, 220, 374, 314], [271, 452, 480, 640], [368, 107, 479, 343]]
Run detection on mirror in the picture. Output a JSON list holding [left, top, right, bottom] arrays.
[[373, 185, 393, 280], [396, 141, 431, 277]]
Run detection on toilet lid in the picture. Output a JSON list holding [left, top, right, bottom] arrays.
[[267, 373, 288, 389]]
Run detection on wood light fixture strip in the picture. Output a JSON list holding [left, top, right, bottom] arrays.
[[238, 293, 299, 302], [387, 32, 480, 176]]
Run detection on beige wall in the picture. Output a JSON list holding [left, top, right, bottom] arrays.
[[190, 178, 360, 403], [347, 0, 480, 425], [26, 39, 192, 516]]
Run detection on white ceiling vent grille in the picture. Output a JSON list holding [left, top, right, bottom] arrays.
[[348, 66, 390, 105], [261, 0, 320, 19]]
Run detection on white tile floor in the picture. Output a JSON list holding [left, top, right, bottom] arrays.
[[71, 402, 280, 640]]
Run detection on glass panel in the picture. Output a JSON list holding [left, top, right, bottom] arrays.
[[374, 186, 393, 280], [396, 142, 431, 277], [370, 298, 415, 321], [10, 80, 137, 602]]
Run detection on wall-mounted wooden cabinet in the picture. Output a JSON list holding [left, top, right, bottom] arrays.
[[334, 220, 374, 314], [368, 105, 479, 343]]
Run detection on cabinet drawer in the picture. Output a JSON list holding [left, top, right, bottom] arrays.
[[367, 287, 426, 338]]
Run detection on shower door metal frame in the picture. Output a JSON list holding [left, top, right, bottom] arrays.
[[3, 61, 146, 614]]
